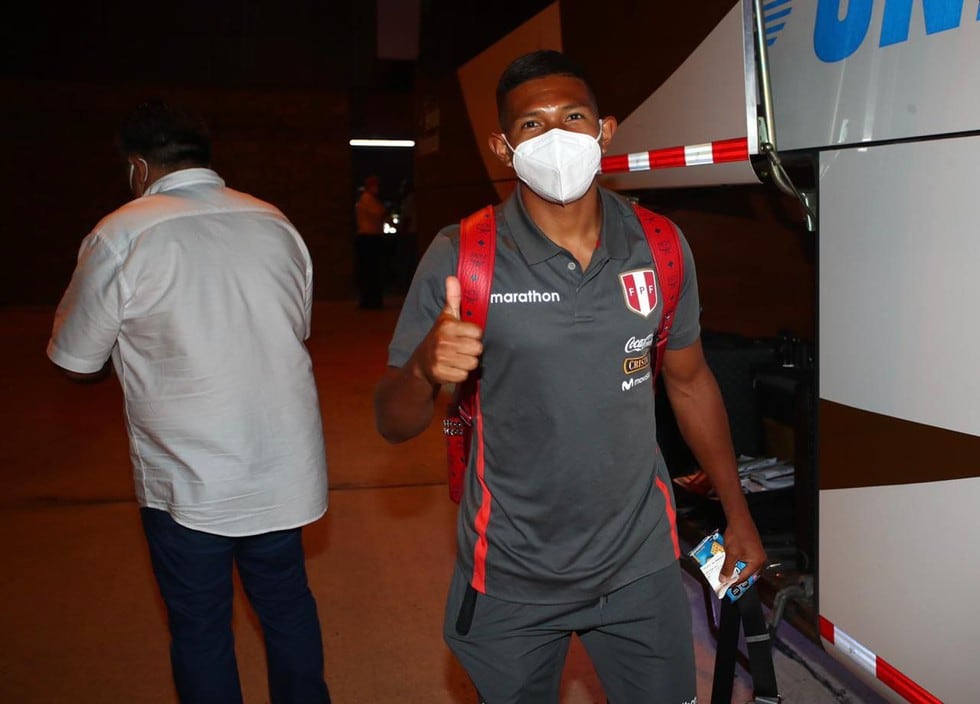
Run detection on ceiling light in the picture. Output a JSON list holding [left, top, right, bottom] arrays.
[[349, 139, 415, 148]]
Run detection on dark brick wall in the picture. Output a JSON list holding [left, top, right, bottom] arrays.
[[1, 80, 355, 304], [651, 187, 816, 340]]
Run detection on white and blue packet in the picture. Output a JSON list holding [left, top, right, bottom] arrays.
[[689, 530, 757, 602]]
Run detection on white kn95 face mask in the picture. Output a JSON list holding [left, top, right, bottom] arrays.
[[505, 122, 603, 205]]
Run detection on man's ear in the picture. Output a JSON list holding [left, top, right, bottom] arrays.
[[599, 117, 618, 154], [128, 155, 150, 195], [488, 133, 513, 168]]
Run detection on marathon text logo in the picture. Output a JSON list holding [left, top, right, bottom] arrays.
[[623, 354, 651, 375], [619, 269, 658, 318], [622, 370, 652, 392], [490, 290, 561, 304]]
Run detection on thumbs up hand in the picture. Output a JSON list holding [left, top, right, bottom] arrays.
[[413, 276, 484, 387], [443, 274, 463, 321]]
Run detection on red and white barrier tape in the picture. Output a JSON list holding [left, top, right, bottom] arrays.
[[599, 136, 750, 174], [819, 616, 942, 703]]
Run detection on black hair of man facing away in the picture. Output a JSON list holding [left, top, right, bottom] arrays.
[[117, 99, 212, 167]]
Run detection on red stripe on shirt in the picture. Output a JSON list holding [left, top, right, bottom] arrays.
[[470, 392, 492, 593], [654, 476, 680, 559]]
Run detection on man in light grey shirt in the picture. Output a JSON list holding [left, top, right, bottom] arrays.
[[48, 100, 330, 704]]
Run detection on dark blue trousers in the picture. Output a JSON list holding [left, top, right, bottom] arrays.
[[140, 508, 331, 704]]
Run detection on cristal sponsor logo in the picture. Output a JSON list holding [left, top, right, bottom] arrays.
[[490, 290, 561, 304], [621, 370, 652, 392], [680, 698, 697, 704], [625, 333, 654, 354], [624, 354, 650, 375]]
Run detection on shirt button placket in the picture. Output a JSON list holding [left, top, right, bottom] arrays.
[[567, 259, 585, 319]]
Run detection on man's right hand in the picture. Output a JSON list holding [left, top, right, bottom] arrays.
[[375, 276, 485, 444], [412, 275, 484, 387]]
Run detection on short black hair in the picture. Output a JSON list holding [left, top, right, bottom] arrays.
[[495, 50, 597, 129], [117, 99, 212, 168]]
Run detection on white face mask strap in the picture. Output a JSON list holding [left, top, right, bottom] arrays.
[[130, 157, 149, 194]]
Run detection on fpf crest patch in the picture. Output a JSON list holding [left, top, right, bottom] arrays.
[[619, 268, 658, 317]]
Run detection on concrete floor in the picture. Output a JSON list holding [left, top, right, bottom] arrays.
[[0, 301, 887, 703]]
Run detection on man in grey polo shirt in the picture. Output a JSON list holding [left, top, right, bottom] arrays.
[[375, 50, 765, 703]]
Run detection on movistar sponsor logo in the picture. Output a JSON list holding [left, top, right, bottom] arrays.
[[622, 370, 652, 392], [624, 334, 654, 354], [490, 290, 561, 304], [624, 354, 650, 375]]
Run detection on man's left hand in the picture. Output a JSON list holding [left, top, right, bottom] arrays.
[[719, 513, 767, 586]]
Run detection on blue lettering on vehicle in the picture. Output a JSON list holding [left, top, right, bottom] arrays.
[[813, 0, 971, 63], [764, 0, 795, 46]]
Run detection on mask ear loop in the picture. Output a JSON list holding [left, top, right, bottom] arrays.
[[130, 157, 149, 195]]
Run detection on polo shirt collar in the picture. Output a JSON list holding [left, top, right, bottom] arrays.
[[502, 185, 631, 265], [145, 168, 225, 196], [597, 188, 630, 260]]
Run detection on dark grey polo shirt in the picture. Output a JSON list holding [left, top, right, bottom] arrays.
[[388, 186, 701, 604]]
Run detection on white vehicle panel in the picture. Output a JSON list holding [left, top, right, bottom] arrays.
[[819, 137, 980, 437], [820, 477, 980, 703], [602, 2, 760, 189], [767, 0, 980, 150]]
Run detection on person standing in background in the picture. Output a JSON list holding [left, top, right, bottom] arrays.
[[355, 174, 387, 309], [47, 99, 332, 704]]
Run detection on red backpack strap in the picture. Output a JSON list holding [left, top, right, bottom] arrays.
[[631, 204, 684, 382], [445, 205, 496, 502], [457, 206, 496, 330]]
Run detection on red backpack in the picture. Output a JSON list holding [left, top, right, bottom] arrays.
[[443, 203, 684, 503]]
